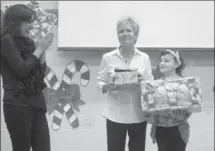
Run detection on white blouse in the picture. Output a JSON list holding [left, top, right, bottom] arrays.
[[97, 48, 153, 123]]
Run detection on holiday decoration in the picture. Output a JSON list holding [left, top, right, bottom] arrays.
[[43, 60, 90, 131]]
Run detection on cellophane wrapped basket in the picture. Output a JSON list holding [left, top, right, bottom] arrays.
[[140, 77, 202, 114]]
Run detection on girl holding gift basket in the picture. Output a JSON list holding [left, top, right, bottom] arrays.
[[141, 49, 202, 151], [1, 4, 54, 151]]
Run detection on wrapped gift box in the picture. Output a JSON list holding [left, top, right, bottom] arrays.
[[140, 77, 202, 114], [114, 68, 138, 85]]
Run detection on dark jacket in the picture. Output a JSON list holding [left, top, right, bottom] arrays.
[[1, 34, 47, 111]]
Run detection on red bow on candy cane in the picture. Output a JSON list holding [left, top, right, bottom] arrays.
[[43, 65, 85, 131]]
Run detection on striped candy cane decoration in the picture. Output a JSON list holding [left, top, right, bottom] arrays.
[[52, 103, 64, 131], [60, 60, 90, 128], [58, 85, 79, 129], [44, 66, 61, 90], [53, 99, 79, 129], [61, 60, 90, 88], [63, 101, 79, 128], [44, 66, 64, 131]]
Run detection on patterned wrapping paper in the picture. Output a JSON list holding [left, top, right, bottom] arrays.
[[26, 1, 58, 44], [114, 68, 138, 85], [101, 66, 138, 86], [99, 67, 139, 85], [140, 77, 202, 114]]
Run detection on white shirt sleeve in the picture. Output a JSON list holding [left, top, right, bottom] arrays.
[[138, 55, 154, 83], [97, 54, 109, 93]]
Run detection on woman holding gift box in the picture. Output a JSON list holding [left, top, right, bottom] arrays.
[[1, 4, 54, 151], [97, 16, 153, 151], [141, 49, 202, 151]]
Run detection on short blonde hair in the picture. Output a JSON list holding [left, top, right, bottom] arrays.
[[116, 16, 140, 37]]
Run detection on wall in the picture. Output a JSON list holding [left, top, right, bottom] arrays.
[[58, 1, 214, 47]]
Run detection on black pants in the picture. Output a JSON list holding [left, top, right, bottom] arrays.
[[155, 126, 186, 151], [106, 119, 147, 151], [3, 104, 50, 151]]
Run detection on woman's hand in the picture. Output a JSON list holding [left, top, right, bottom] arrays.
[[115, 83, 140, 91], [40, 53, 46, 64], [138, 69, 146, 82], [37, 33, 54, 52], [33, 33, 54, 59], [102, 83, 116, 93]]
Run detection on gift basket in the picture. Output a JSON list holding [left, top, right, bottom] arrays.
[[140, 77, 202, 114]]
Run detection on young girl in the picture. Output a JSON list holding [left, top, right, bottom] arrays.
[[141, 49, 202, 151], [1, 4, 53, 151]]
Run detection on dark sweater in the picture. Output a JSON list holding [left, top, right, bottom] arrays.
[[1, 34, 47, 111]]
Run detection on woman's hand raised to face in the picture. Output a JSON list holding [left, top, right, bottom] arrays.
[[37, 33, 54, 52], [33, 33, 54, 59]]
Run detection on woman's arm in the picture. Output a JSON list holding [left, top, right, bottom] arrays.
[[40, 52, 46, 64], [138, 55, 154, 83], [97, 55, 108, 93], [39, 53, 46, 78], [1, 35, 43, 77], [97, 55, 113, 94], [144, 55, 154, 81]]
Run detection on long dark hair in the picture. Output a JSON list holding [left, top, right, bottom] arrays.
[[153, 50, 186, 79], [1, 4, 35, 37]]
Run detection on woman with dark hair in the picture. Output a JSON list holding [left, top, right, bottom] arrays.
[[1, 4, 54, 151], [142, 49, 202, 151]]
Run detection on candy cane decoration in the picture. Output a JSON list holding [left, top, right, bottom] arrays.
[[44, 66, 79, 130], [60, 85, 79, 129], [44, 66, 64, 131], [52, 103, 64, 130], [61, 60, 90, 88], [63, 102, 79, 128], [44, 60, 90, 130], [60, 60, 90, 128], [44, 66, 61, 91]]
